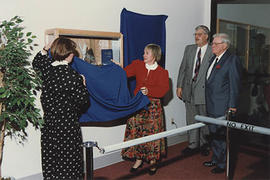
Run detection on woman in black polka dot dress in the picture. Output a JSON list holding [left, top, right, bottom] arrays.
[[33, 38, 90, 180]]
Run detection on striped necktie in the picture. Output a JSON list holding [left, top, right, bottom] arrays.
[[193, 48, 201, 81]]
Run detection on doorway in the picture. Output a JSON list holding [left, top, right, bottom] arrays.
[[211, 0, 270, 179]]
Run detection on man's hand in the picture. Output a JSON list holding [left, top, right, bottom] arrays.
[[176, 88, 182, 99], [228, 108, 237, 113]]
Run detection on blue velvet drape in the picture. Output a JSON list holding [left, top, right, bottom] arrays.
[[120, 8, 168, 94], [71, 57, 150, 122]]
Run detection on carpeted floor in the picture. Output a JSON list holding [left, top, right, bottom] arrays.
[[93, 140, 270, 180]]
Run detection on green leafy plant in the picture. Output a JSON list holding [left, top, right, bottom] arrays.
[[0, 16, 43, 176]]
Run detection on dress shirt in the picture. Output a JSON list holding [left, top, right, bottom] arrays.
[[207, 50, 227, 79]]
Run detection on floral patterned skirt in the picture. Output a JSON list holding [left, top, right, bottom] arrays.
[[121, 98, 166, 162]]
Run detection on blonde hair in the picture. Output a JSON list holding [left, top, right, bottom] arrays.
[[145, 43, 162, 62]]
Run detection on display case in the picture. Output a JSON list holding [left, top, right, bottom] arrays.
[[45, 28, 123, 67]]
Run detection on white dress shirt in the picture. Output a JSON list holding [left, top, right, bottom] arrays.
[[207, 50, 227, 79]]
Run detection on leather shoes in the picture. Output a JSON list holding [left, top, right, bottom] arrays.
[[181, 147, 200, 155], [211, 167, 225, 174], [203, 161, 216, 167], [200, 144, 210, 156], [130, 162, 143, 173], [200, 148, 210, 156], [148, 168, 157, 175]]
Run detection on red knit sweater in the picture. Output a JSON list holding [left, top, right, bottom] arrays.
[[124, 60, 169, 98]]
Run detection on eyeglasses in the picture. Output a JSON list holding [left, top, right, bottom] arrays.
[[193, 33, 206, 36], [211, 42, 224, 46]]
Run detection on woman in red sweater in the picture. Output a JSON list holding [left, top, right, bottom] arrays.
[[121, 44, 169, 175]]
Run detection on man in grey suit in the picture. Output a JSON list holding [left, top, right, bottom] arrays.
[[203, 33, 242, 174], [177, 25, 213, 156]]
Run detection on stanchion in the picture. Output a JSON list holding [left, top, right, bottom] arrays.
[[195, 115, 270, 180], [82, 141, 97, 180], [82, 123, 205, 180], [226, 110, 234, 180]]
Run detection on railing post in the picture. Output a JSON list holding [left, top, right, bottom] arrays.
[[82, 141, 96, 180], [226, 110, 235, 180]]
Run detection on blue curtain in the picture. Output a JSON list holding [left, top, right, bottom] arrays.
[[120, 8, 168, 94]]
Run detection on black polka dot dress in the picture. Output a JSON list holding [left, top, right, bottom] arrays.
[[33, 52, 90, 180]]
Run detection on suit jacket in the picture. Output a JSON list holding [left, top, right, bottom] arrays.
[[177, 44, 213, 104], [205, 50, 242, 117]]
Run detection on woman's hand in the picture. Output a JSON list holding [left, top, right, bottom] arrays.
[[111, 59, 121, 66], [140, 87, 148, 95], [81, 74, 86, 86], [42, 38, 55, 53]]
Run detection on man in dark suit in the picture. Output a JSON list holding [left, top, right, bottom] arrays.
[[203, 33, 242, 174], [177, 25, 213, 156]]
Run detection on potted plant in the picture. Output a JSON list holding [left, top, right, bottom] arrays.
[[0, 16, 43, 178]]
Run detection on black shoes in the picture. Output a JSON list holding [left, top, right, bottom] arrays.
[[203, 161, 225, 174], [148, 163, 157, 176], [211, 167, 225, 174], [182, 145, 210, 156], [148, 168, 157, 175], [130, 162, 143, 173], [200, 144, 210, 156], [203, 161, 216, 167], [181, 147, 200, 156], [130, 162, 157, 175]]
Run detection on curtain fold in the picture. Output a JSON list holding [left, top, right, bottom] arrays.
[[71, 57, 150, 122]]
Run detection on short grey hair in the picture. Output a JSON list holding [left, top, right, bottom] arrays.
[[195, 25, 210, 40], [213, 33, 231, 48]]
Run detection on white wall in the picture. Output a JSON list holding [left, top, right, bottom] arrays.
[[1, 0, 211, 178]]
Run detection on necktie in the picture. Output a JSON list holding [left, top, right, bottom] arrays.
[[214, 57, 218, 67], [193, 48, 201, 81]]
